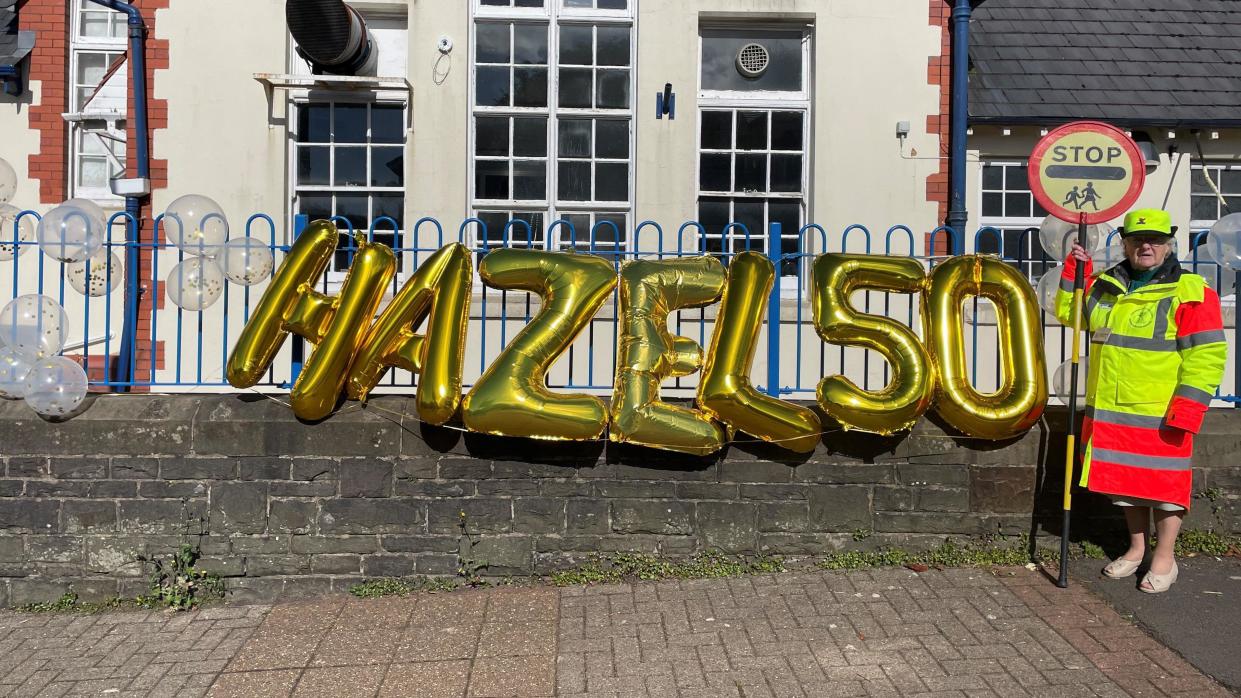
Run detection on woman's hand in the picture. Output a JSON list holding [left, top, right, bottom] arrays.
[[1069, 242, 1090, 263]]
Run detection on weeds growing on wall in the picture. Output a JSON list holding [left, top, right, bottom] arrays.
[[136, 544, 225, 611]]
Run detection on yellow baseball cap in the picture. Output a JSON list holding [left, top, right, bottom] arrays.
[[1121, 208, 1176, 237]]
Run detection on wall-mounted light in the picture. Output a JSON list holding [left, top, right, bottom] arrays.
[[655, 82, 675, 120], [1132, 131, 1160, 172]]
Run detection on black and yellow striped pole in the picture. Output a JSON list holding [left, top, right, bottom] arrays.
[[1058, 211, 1088, 589]]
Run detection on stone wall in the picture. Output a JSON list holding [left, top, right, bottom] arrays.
[[0, 395, 1237, 606]]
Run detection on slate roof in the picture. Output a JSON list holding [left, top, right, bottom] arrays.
[[969, 0, 1241, 127]]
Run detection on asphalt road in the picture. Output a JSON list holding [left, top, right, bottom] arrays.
[[1071, 555, 1241, 694]]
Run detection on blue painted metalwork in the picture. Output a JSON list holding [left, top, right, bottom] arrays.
[[765, 221, 782, 398], [946, 0, 972, 254]]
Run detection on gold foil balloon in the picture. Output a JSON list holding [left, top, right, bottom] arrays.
[[227, 220, 337, 388], [699, 252, 820, 452], [348, 243, 473, 425], [811, 254, 935, 435], [611, 257, 726, 455], [924, 255, 1048, 439], [462, 249, 617, 440]]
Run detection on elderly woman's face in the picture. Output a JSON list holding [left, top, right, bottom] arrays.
[[1123, 235, 1172, 271]]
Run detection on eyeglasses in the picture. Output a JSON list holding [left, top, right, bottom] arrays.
[[1124, 235, 1171, 247]]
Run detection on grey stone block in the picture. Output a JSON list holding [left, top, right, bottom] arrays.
[[674, 482, 739, 500], [292, 459, 338, 481], [340, 461, 392, 498], [0, 396, 195, 456], [740, 484, 810, 501], [0, 500, 59, 532], [428, 499, 512, 534], [416, 553, 458, 575], [88, 480, 138, 498], [477, 479, 540, 496], [808, 485, 872, 532], [970, 466, 1036, 514], [540, 480, 592, 497], [225, 577, 285, 604], [0, 536, 22, 561], [394, 457, 438, 479], [25, 481, 90, 497], [793, 462, 895, 485], [873, 512, 1027, 535], [439, 458, 492, 479], [362, 554, 416, 577], [566, 499, 609, 534], [6, 457, 46, 477], [194, 395, 400, 457], [247, 555, 311, 576], [197, 556, 245, 577], [514, 497, 565, 534], [69, 578, 119, 603], [396, 480, 476, 497], [0, 480, 22, 496], [269, 500, 317, 534], [84, 537, 150, 576], [610, 500, 693, 535], [280, 576, 335, 600], [320, 499, 427, 534], [311, 554, 361, 574], [49, 457, 108, 479], [380, 535, 459, 553], [696, 501, 757, 553], [758, 502, 811, 532], [594, 480, 677, 499], [26, 536, 82, 563], [719, 459, 792, 483], [875, 486, 970, 513], [112, 457, 159, 479], [138, 480, 207, 499], [470, 537, 532, 575], [162, 458, 237, 480], [118, 500, 206, 534], [9, 578, 71, 606], [210, 482, 269, 534], [896, 463, 970, 487], [491, 460, 579, 479], [62, 500, 117, 533], [757, 532, 850, 556], [232, 537, 293, 555], [269, 481, 336, 498], [238, 457, 290, 481], [291, 535, 379, 554]]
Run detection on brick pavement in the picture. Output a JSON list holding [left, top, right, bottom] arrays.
[[0, 566, 1231, 697]]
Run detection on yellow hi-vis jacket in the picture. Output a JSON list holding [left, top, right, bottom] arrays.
[[1054, 254, 1227, 509]]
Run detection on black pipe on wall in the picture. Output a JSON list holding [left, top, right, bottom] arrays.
[[286, 0, 376, 76]]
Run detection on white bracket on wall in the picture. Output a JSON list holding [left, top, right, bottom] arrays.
[[253, 73, 414, 127]]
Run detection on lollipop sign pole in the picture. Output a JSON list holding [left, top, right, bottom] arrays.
[[1028, 121, 1145, 589]]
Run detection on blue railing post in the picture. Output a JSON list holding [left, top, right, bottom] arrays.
[[288, 214, 309, 386], [765, 221, 782, 397]]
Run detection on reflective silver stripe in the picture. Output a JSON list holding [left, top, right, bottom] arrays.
[[1174, 384, 1214, 406], [1152, 297, 1173, 340], [1085, 286, 1111, 319], [1093, 448, 1191, 471], [1059, 276, 1075, 293], [1086, 407, 1166, 429], [1103, 334, 1177, 352], [1177, 329, 1227, 350]]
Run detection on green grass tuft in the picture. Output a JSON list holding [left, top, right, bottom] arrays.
[[349, 576, 458, 598]]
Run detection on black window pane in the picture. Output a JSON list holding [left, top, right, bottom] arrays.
[[598, 0, 626, 8], [1191, 196, 1217, 221], [559, 68, 592, 108], [297, 146, 329, 185], [371, 106, 404, 144], [335, 148, 367, 186], [513, 117, 547, 157], [701, 111, 731, 149], [299, 194, 333, 222], [597, 26, 629, 66], [476, 66, 511, 107], [372, 147, 403, 187], [477, 116, 510, 156], [733, 199, 765, 251], [476, 160, 509, 199], [479, 212, 508, 243], [698, 197, 730, 254], [1192, 170, 1215, 194], [559, 119, 592, 158], [564, 214, 591, 247], [335, 104, 367, 143], [513, 24, 547, 64], [558, 161, 591, 201], [1004, 192, 1029, 217], [511, 212, 545, 246], [1005, 165, 1029, 190], [592, 215, 625, 244], [373, 194, 404, 230], [566, 0, 591, 9], [771, 201, 801, 246], [1222, 169, 1241, 192], [595, 163, 628, 201], [512, 160, 546, 199], [982, 165, 1003, 190], [560, 26, 593, 65], [770, 111, 802, 150], [1033, 198, 1048, 217], [734, 154, 767, 193], [481, 0, 508, 6], [337, 195, 369, 232], [595, 120, 628, 158], [700, 153, 730, 191], [476, 24, 510, 63], [1228, 196, 1241, 215], [982, 192, 1003, 217], [513, 67, 548, 107], [770, 154, 801, 193], [596, 69, 629, 109], [515, 0, 543, 6], [299, 104, 330, 143], [736, 112, 767, 150]]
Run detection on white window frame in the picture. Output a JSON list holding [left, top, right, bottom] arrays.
[[1188, 161, 1240, 303], [468, 0, 636, 262], [696, 24, 812, 289], [976, 159, 1057, 282], [68, 2, 128, 205]]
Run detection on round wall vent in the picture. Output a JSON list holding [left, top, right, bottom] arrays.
[[736, 43, 770, 78]]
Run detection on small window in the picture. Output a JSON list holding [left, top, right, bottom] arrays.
[[701, 29, 804, 94]]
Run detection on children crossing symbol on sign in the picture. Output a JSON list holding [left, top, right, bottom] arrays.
[[1060, 182, 1102, 211]]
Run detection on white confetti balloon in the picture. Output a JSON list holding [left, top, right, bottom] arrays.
[[1206, 212, 1241, 272], [1038, 215, 1112, 261], [0, 158, 15, 205], [36, 202, 106, 263], [66, 247, 123, 297], [0, 203, 35, 261], [166, 257, 226, 311], [0, 346, 33, 399], [0, 294, 67, 359], [23, 356, 89, 417], [163, 194, 229, 257], [220, 237, 274, 286], [1053, 357, 1089, 399], [1090, 236, 1125, 275], [1035, 267, 1064, 315]]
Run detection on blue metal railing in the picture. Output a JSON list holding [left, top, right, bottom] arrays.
[[2, 212, 1237, 405]]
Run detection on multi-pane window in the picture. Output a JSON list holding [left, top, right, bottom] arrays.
[[977, 161, 1054, 280], [698, 27, 810, 280], [471, 0, 634, 258], [293, 102, 406, 274], [69, 2, 128, 202], [1190, 164, 1241, 226], [77, 0, 126, 39]]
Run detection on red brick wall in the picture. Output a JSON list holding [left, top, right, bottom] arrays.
[[20, 0, 70, 204], [927, 0, 952, 255]]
